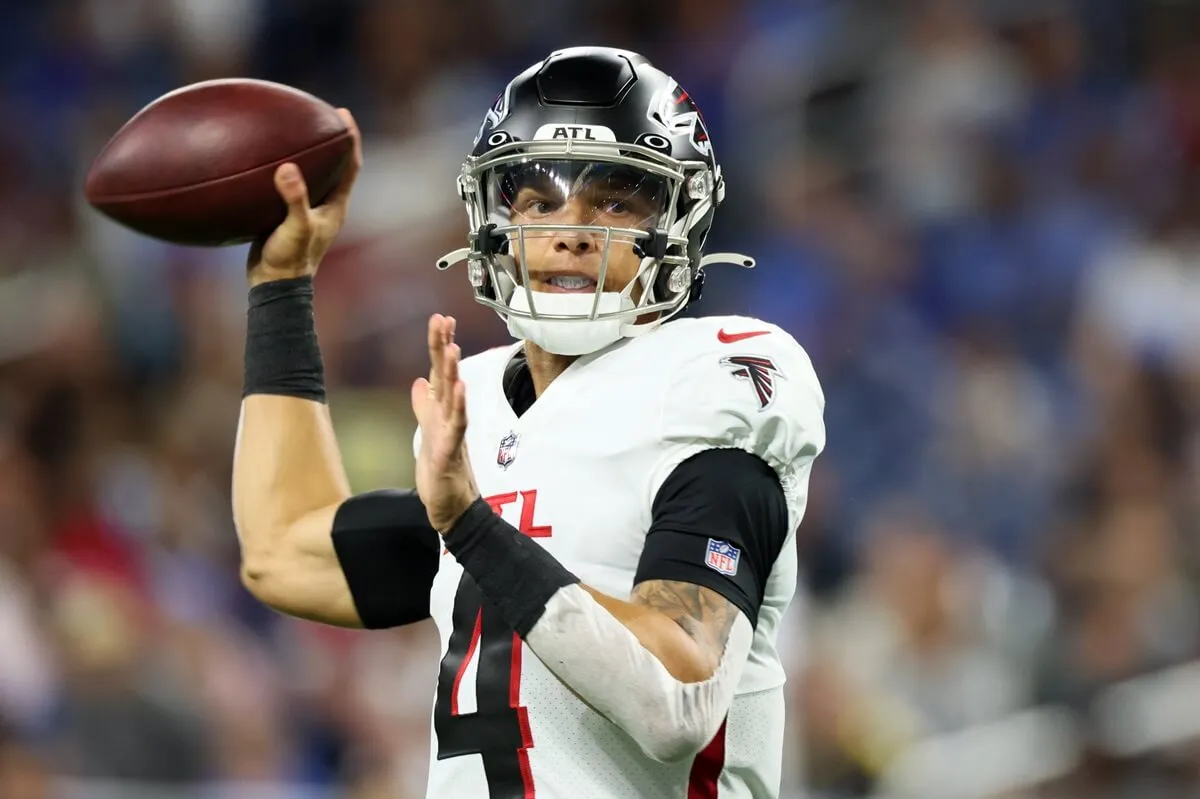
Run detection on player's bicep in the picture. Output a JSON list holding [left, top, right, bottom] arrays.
[[633, 447, 790, 630], [241, 501, 364, 627], [245, 489, 440, 630]]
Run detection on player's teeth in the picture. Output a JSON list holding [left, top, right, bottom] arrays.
[[549, 276, 594, 289]]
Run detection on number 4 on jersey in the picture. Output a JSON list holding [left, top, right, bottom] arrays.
[[434, 490, 551, 798]]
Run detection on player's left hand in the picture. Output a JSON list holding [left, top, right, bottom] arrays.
[[412, 314, 480, 533]]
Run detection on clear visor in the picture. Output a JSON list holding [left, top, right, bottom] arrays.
[[486, 159, 671, 234]]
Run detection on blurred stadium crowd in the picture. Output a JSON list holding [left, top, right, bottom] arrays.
[[2, 0, 1200, 797]]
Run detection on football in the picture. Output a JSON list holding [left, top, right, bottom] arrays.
[[84, 78, 354, 247]]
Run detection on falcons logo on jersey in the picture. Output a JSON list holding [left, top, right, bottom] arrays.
[[721, 355, 783, 410]]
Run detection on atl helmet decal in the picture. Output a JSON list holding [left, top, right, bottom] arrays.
[[474, 81, 515, 146], [721, 355, 783, 410], [646, 79, 712, 158]]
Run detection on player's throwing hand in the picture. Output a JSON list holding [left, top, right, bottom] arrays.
[[247, 108, 363, 287], [412, 314, 480, 532]]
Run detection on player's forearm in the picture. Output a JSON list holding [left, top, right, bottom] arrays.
[[526, 584, 750, 762], [580, 586, 715, 683], [231, 276, 362, 626], [234, 274, 352, 562]]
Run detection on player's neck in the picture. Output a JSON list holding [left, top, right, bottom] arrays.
[[523, 341, 578, 397]]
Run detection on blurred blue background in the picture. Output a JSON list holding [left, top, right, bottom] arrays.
[[3, 0, 1200, 797]]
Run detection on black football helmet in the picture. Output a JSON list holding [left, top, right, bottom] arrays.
[[437, 47, 753, 349]]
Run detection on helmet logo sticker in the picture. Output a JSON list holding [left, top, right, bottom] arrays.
[[474, 82, 515, 146], [646, 79, 712, 158]]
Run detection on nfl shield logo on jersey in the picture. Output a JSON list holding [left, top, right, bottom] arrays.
[[496, 431, 519, 470], [705, 538, 740, 576]]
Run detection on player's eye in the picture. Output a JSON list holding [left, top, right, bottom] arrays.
[[602, 198, 630, 215], [518, 196, 559, 217]]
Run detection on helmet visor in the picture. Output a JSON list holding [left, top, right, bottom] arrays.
[[485, 159, 672, 232]]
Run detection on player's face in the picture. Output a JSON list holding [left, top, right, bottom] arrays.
[[501, 161, 669, 298]]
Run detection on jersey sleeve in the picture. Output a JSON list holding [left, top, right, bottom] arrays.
[[648, 321, 826, 511], [634, 447, 788, 627], [331, 488, 440, 629]]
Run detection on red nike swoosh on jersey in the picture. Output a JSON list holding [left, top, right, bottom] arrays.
[[717, 328, 772, 343]]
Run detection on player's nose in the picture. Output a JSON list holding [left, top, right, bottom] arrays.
[[550, 200, 596, 254], [551, 230, 593, 254]]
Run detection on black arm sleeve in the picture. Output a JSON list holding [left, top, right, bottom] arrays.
[[330, 489, 441, 630], [633, 448, 789, 628]]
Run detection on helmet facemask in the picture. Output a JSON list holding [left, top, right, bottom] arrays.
[[439, 140, 722, 355]]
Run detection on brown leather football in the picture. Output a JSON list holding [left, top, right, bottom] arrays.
[[84, 79, 353, 247]]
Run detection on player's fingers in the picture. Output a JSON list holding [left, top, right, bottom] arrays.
[[410, 378, 432, 427], [440, 343, 461, 418], [437, 317, 458, 416], [272, 163, 313, 244], [324, 109, 362, 211], [256, 164, 314, 269], [448, 380, 469, 443], [275, 163, 311, 216], [427, 314, 446, 398]]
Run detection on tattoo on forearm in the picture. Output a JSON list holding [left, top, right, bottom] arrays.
[[630, 580, 739, 659]]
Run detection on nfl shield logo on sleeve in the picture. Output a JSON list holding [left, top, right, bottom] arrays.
[[496, 431, 519, 470], [705, 539, 740, 576]]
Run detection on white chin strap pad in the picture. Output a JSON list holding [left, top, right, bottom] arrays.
[[506, 289, 635, 356]]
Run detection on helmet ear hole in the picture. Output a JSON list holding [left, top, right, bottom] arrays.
[[687, 217, 712, 271], [689, 270, 706, 304]]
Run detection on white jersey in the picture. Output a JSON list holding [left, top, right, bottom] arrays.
[[418, 315, 825, 799]]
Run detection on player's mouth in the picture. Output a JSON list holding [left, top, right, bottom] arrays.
[[540, 274, 598, 293]]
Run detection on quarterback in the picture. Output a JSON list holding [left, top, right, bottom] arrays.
[[233, 47, 826, 798]]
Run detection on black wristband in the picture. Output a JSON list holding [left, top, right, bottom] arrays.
[[243, 275, 326, 402], [443, 497, 580, 638]]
